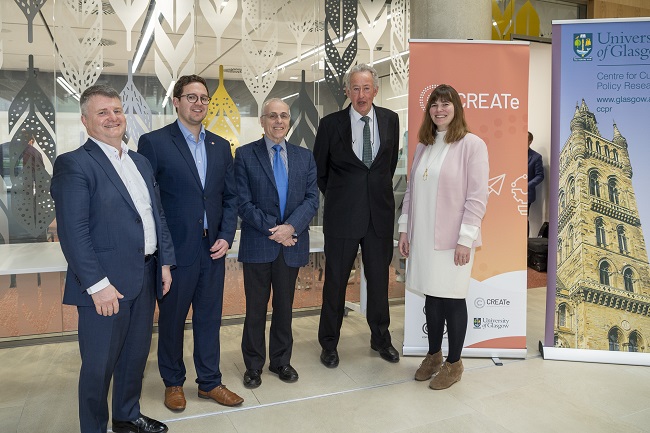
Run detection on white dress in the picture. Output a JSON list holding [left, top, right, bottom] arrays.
[[403, 132, 479, 299]]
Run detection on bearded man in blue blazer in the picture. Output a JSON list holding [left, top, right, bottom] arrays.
[[138, 75, 243, 411], [51, 85, 175, 433], [234, 98, 318, 388]]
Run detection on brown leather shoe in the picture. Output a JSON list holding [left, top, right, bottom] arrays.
[[164, 386, 186, 411], [198, 385, 244, 407], [429, 360, 464, 390]]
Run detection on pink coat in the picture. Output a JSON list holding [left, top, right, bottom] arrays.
[[401, 133, 489, 249]]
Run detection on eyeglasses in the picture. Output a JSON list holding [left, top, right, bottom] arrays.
[[261, 112, 290, 120], [178, 94, 211, 105]]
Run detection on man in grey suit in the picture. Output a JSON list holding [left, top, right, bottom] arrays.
[[51, 85, 175, 433], [313, 64, 400, 367], [234, 98, 318, 388]]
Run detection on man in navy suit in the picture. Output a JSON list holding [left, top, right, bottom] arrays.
[[138, 75, 243, 411], [234, 98, 318, 388], [51, 85, 175, 433], [313, 64, 400, 367], [528, 131, 544, 235]]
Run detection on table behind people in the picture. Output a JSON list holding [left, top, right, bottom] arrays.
[[313, 63, 401, 368], [50, 84, 174, 433], [137, 74, 243, 412]]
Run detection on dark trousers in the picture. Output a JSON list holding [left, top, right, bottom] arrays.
[[77, 257, 156, 433], [241, 249, 299, 370], [425, 296, 468, 363], [318, 220, 393, 350], [157, 236, 225, 392]]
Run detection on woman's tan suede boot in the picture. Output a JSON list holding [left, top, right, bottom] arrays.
[[429, 359, 464, 390], [414, 350, 443, 381]]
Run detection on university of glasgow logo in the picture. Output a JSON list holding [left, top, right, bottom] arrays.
[[473, 318, 482, 329], [573, 33, 592, 60]]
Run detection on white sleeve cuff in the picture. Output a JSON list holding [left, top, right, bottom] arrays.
[[458, 224, 480, 247], [86, 277, 110, 295], [397, 213, 408, 233]]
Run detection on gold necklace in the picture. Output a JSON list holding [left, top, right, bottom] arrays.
[[422, 143, 446, 180]]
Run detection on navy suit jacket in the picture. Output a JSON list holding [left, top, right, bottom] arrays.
[[138, 122, 237, 267], [51, 139, 176, 307], [234, 138, 318, 268], [528, 148, 544, 205], [313, 104, 399, 239]]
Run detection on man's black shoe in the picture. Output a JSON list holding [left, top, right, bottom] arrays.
[[112, 414, 168, 433], [320, 349, 339, 368], [370, 342, 400, 363], [243, 369, 262, 388], [269, 364, 299, 382]]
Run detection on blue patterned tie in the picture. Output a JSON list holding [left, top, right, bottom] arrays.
[[361, 115, 372, 167], [273, 144, 288, 220]]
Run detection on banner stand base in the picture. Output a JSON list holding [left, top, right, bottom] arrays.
[[403, 346, 527, 359], [540, 342, 650, 366]]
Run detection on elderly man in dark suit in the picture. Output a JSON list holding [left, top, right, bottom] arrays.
[[51, 85, 175, 433], [138, 75, 243, 411], [313, 63, 400, 368], [234, 98, 318, 388]]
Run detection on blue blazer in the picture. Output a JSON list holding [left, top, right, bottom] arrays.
[[234, 138, 318, 268], [138, 122, 237, 267], [528, 148, 544, 205], [51, 139, 176, 307]]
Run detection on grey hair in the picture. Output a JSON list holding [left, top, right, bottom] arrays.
[[343, 64, 379, 90], [261, 98, 290, 116], [80, 84, 121, 116]]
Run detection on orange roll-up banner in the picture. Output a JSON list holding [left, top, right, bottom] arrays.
[[403, 40, 530, 358]]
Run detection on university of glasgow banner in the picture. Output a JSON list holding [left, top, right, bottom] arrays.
[[543, 19, 650, 366], [404, 40, 529, 358]]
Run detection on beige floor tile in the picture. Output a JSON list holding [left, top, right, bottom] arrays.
[[621, 408, 650, 433]]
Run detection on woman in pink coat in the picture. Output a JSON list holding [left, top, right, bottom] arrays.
[[398, 84, 489, 390]]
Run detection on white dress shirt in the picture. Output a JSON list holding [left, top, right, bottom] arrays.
[[349, 105, 380, 163]]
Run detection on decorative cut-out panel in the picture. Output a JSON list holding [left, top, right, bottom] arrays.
[[109, 0, 149, 51], [54, 0, 103, 93], [121, 60, 152, 148], [155, 0, 196, 93], [200, 0, 238, 57], [390, 0, 409, 97], [357, 0, 388, 65], [324, 0, 358, 110], [13, 0, 47, 43], [282, 1, 315, 60], [289, 70, 318, 151], [241, 0, 280, 115], [203, 65, 241, 156], [7, 56, 56, 238]]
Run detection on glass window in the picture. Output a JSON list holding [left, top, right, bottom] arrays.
[[608, 327, 621, 351], [608, 178, 619, 205], [599, 261, 610, 285], [623, 268, 634, 292], [618, 226, 628, 254], [596, 218, 606, 247], [589, 171, 600, 197], [628, 331, 639, 352]]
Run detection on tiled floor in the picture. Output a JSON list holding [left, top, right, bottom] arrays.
[[1, 286, 649, 433]]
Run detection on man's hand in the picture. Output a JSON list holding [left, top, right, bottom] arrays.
[[398, 232, 409, 258], [210, 238, 230, 259], [91, 284, 124, 316], [269, 224, 295, 244], [454, 244, 471, 266], [162, 265, 172, 295]]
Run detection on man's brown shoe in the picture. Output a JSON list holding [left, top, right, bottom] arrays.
[[198, 385, 244, 407], [164, 386, 186, 411]]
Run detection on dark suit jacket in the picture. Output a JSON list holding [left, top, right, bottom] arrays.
[[234, 138, 318, 268], [528, 148, 544, 205], [313, 104, 399, 239], [51, 139, 175, 307], [137, 122, 237, 267]]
